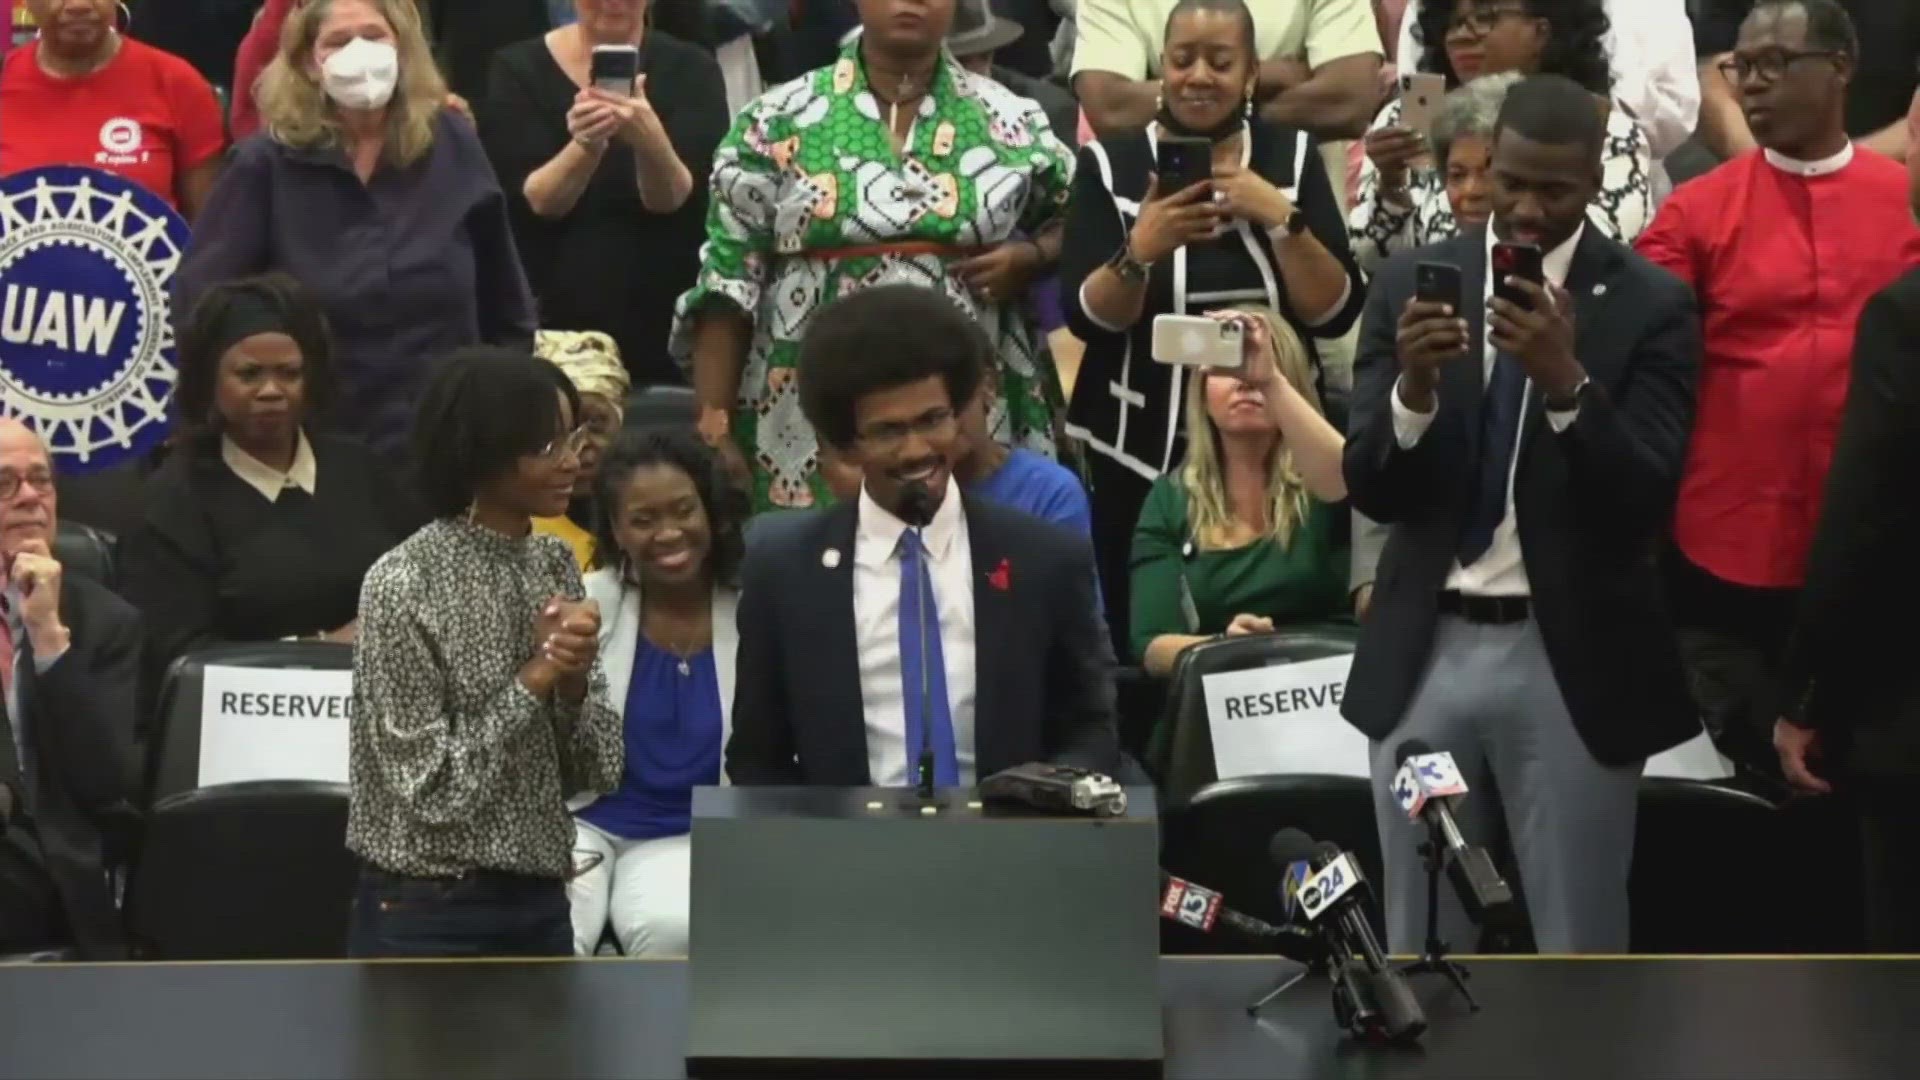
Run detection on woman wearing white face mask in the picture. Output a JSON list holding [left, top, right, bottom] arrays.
[[175, 0, 538, 467]]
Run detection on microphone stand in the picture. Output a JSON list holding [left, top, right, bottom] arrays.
[[1245, 957, 1323, 1016], [1400, 827, 1478, 1011]]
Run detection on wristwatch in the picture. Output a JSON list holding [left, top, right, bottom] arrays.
[[1283, 208, 1309, 236], [1107, 243, 1149, 284], [1544, 376, 1591, 413]]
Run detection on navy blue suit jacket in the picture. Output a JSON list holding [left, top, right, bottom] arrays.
[[727, 495, 1119, 786]]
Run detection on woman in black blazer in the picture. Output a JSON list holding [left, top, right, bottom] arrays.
[[1057, 0, 1364, 651]]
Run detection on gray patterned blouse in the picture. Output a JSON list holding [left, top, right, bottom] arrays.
[[346, 518, 623, 879]]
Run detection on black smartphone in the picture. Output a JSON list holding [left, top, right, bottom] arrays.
[[1155, 136, 1213, 195], [1415, 261, 1463, 309], [590, 44, 641, 96], [1490, 242, 1545, 309]]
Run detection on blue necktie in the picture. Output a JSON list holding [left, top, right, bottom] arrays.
[[1458, 349, 1526, 567], [898, 530, 959, 787]]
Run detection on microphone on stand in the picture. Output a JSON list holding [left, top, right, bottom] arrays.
[[897, 480, 938, 802], [1393, 738, 1512, 921]]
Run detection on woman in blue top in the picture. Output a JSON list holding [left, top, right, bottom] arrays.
[[569, 426, 748, 955]]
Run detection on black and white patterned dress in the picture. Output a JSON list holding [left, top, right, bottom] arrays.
[[346, 518, 623, 880], [1347, 97, 1654, 275]]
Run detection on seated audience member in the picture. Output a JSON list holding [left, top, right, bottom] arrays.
[[1695, 0, 1920, 163], [1351, 0, 1652, 273], [1773, 91, 1920, 950], [675, 0, 1073, 513], [0, 0, 224, 218], [1070, 0, 1382, 142], [119, 274, 419, 682], [569, 428, 748, 956], [176, 0, 537, 466], [0, 419, 142, 960], [1395, 0, 1701, 180], [347, 346, 622, 959], [1635, 0, 1920, 776], [958, 381, 1091, 538], [1061, 0, 1363, 654], [1130, 308, 1348, 676], [728, 285, 1119, 786], [532, 331, 632, 569], [480, 0, 730, 388]]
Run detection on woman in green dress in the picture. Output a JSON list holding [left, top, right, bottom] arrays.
[[1130, 306, 1350, 675], [672, 0, 1075, 511]]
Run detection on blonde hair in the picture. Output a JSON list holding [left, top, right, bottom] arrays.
[[1179, 306, 1322, 551], [255, 0, 448, 168]]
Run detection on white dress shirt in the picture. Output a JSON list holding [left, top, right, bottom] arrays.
[[852, 478, 979, 787], [1396, 0, 1700, 162], [1392, 221, 1586, 597]]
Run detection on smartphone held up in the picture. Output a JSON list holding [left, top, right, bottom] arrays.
[[590, 44, 640, 97], [1151, 313, 1245, 370]]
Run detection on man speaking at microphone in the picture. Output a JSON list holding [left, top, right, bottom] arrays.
[[726, 285, 1119, 787], [1341, 75, 1701, 953]]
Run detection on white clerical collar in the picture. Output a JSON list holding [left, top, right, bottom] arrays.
[[855, 475, 962, 567], [222, 430, 317, 502], [1486, 219, 1586, 289], [1763, 142, 1854, 178]]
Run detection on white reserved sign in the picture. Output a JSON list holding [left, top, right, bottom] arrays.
[[198, 665, 353, 786], [1203, 654, 1732, 781]]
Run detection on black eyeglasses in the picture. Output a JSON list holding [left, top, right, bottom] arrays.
[[0, 468, 54, 501], [1447, 4, 1530, 39], [1718, 48, 1843, 84], [856, 407, 958, 452]]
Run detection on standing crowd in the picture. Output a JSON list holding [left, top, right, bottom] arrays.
[[2, 0, 1919, 962]]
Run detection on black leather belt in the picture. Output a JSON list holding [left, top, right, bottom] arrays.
[[1438, 591, 1531, 624]]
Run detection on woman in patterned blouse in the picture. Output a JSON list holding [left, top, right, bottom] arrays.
[[672, 0, 1077, 512], [1348, 0, 1652, 273], [345, 345, 624, 958]]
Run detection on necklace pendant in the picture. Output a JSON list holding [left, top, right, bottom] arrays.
[[678, 659, 691, 677]]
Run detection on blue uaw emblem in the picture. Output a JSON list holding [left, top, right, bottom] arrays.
[[0, 166, 190, 471]]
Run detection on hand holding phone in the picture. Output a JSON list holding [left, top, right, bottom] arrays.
[[1151, 313, 1245, 369], [1155, 135, 1214, 195], [1490, 242, 1545, 309], [1396, 262, 1470, 394], [1128, 173, 1222, 264]]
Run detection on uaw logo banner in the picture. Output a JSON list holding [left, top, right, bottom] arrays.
[[0, 166, 189, 471]]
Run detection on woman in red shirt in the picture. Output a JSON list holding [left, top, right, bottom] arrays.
[[0, 0, 226, 218]]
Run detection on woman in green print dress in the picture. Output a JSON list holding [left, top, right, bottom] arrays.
[[673, 0, 1075, 511]]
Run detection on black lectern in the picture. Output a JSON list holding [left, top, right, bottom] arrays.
[[684, 786, 1163, 1078]]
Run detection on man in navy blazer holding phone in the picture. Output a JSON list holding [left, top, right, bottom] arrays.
[[727, 285, 1120, 790], [1342, 75, 1701, 954]]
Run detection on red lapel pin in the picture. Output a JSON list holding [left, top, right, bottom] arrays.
[[987, 558, 1011, 592]]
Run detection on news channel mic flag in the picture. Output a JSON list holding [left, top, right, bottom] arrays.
[[0, 165, 191, 471]]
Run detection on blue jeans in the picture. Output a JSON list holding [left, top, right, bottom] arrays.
[[347, 866, 572, 958]]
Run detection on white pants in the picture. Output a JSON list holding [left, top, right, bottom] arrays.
[[567, 820, 691, 957]]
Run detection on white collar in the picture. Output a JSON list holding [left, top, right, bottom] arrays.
[[222, 430, 317, 502], [855, 475, 963, 567], [1763, 142, 1854, 178], [1486, 219, 1586, 289]]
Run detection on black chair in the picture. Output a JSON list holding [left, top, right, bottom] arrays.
[[124, 780, 354, 960], [1148, 625, 1359, 806], [144, 641, 354, 806], [52, 520, 116, 591], [1159, 774, 1382, 954], [1629, 778, 1786, 953], [624, 384, 698, 433]]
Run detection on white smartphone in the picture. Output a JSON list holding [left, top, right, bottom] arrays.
[[1398, 72, 1446, 135], [1151, 314, 1245, 369], [590, 44, 640, 96]]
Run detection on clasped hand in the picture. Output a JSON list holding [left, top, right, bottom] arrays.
[[524, 597, 601, 695]]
